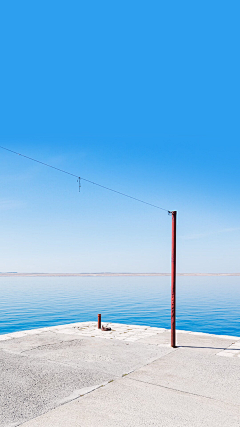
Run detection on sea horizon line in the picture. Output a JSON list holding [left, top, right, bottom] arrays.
[[0, 272, 240, 277]]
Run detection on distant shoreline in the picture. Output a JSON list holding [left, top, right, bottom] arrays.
[[0, 273, 239, 277]]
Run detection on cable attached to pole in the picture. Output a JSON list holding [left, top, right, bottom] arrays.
[[0, 145, 171, 213]]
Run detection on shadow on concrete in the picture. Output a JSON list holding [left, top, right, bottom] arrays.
[[178, 346, 240, 350]]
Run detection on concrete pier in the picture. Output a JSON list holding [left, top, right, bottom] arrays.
[[0, 322, 240, 426]]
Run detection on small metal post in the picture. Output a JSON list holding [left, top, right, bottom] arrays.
[[171, 211, 177, 348], [98, 314, 101, 329]]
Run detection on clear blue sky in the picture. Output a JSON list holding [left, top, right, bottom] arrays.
[[0, 1, 239, 273]]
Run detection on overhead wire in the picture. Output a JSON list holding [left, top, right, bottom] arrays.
[[0, 145, 171, 213]]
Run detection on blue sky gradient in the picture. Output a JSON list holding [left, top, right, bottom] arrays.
[[0, 1, 239, 272]]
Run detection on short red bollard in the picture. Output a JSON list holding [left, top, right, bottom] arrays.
[[98, 314, 101, 329]]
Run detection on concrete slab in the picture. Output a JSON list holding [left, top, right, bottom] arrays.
[[127, 346, 240, 406], [1, 323, 239, 427], [21, 376, 240, 427], [0, 348, 109, 427], [0, 326, 172, 427], [19, 335, 171, 373]]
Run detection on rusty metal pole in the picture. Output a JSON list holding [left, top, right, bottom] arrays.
[[98, 314, 101, 329], [171, 211, 177, 348]]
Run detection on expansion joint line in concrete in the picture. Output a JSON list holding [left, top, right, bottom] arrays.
[[223, 340, 240, 351], [127, 377, 240, 409], [15, 383, 109, 427]]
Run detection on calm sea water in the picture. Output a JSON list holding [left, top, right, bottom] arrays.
[[0, 276, 239, 336]]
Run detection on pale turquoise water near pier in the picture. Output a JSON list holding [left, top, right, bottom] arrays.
[[0, 276, 239, 336]]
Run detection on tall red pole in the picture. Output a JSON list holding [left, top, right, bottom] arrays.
[[171, 211, 177, 348]]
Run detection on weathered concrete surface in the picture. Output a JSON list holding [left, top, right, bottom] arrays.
[[0, 322, 239, 427]]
